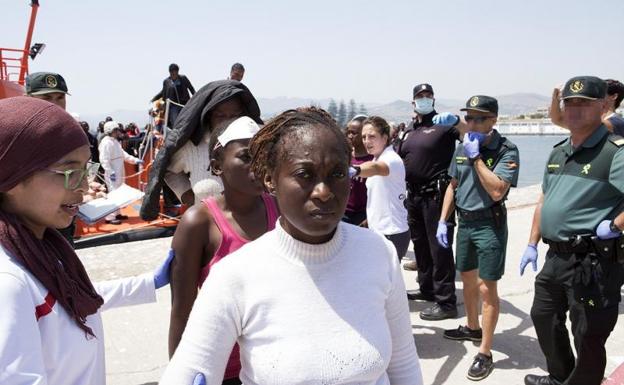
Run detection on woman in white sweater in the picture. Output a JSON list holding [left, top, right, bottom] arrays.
[[160, 107, 423, 385]]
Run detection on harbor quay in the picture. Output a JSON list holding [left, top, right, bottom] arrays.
[[77, 185, 624, 385]]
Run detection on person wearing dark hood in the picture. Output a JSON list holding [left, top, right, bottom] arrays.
[[397, 83, 467, 321], [140, 80, 263, 220], [152, 63, 196, 128], [0, 97, 174, 385]]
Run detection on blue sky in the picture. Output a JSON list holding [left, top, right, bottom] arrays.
[[3, 0, 623, 114]]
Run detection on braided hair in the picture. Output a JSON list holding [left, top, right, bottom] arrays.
[[249, 106, 351, 185]]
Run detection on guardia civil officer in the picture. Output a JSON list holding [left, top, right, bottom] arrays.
[[521, 76, 624, 385], [398, 83, 467, 320], [438, 95, 520, 381], [25, 72, 69, 109]]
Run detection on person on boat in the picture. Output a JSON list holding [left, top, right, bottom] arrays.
[[151, 63, 196, 128], [159, 107, 424, 385], [25, 72, 69, 109], [168, 116, 278, 385], [99, 121, 143, 225], [0, 96, 173, 385], [229, 63, 245, 82], [140, 80, 263, 220], [354, 116, 411, 260]]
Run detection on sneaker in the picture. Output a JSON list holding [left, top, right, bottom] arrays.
[[443, 325, 482, 342], [115, 214, 129, 220], [467, 352, 493, 381], [406, 290, 435, 301], [420, 304, 458, 321], [105, 219, 122, 225], [403, 260, 418, 271]]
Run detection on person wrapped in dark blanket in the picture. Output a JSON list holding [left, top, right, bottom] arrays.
[[140, 80, 263, 220]]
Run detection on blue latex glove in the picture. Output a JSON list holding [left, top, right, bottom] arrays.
[[462, 133, 481, 159], [153, 249, 175, 289], [596, 219, 621, 240], [109, 172, 116, 183], [468, 131, 487, 145], [519, 243, 538, 276], [136, 159, 144, 165], [192, 373, 206, 385], [432, 112, 459, 126], [436, 221, 449, 248]]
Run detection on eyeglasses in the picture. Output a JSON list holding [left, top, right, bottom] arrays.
[[44, 162, 100, 190], [465, 115, 496, 124]]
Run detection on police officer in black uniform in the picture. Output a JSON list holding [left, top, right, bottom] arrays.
[[521, 76, 624, 385], [399, 83, 466, 320]]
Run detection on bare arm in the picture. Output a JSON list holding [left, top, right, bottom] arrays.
[[439, 178, 457, 222], [528, 193, 544, 244], [473, 158, 511, 202], [358, 160, 390, 178], [550, 87, 565, 128], [168, 205, 213, 357]]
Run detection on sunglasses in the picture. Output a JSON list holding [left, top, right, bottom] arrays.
[[44, 162, 100, 190], [465, 115, 496, 124]]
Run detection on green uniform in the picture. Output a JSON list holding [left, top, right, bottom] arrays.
[[541, 125, 624, 241], [449, 130, 520, 211], [449, 130, 520, 281]]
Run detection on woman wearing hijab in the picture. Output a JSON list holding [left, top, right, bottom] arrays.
[[140, 80, 263, 220], [0, 97, 172, 385]]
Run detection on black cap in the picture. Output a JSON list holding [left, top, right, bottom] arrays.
[[25, 72, 69, 96], [461, 95, 498, 115], [561, 76, 607, 100], [413, 83, 434, 98]]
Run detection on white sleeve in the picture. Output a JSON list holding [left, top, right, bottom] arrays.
[[122, 150, 140, 165], [159, 263, 241, 385], [98, 140, 113, 173], [383, 241, 424, 385], [93, 273, 156, 312], [0, 272, 49, 385]]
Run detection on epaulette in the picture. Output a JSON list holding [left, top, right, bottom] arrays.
[[608, 134, 624, 147], [553, 138, 568, 148]]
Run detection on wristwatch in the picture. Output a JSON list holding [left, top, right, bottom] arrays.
[[468, 154, 481, 165], [353, 166, 362, 177], [609, 220, 621, 233]]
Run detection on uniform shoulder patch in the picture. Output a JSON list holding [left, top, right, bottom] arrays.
[[501, 138, 517, 150], [608, 134, 624, 147], [553, 138, 568, 148]]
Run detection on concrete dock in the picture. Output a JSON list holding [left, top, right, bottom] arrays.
[[77, 185, 624, 385]]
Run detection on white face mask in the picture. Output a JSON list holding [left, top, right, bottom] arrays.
[[413, 97, 434, 115]]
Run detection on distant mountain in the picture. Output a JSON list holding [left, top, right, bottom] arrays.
[[81, 92, 551, 130]]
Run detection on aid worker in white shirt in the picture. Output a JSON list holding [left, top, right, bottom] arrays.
[[352, 116, 410, 259], [98, 121, 143, 224], [0, 97, 173, 385]]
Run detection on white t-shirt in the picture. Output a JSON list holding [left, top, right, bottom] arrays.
[[366, 146, 409, 235], [160, 220, 424, 385], [0, 246, 156, 385]]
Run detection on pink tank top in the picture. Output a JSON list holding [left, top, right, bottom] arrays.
[[198, 193, 279, 380]]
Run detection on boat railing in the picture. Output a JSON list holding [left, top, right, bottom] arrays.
[[0, 48, 29, 83]]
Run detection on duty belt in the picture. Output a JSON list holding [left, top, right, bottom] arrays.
[[456, 202, 506, 221], [407, 175, 451, 196], [544, 235, 624, 261]]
